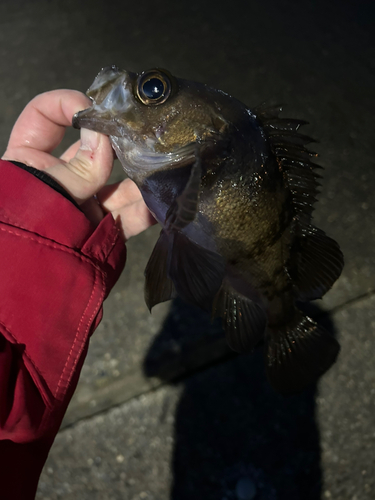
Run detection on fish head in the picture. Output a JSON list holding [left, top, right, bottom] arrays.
[[73, 66, 235, 183]]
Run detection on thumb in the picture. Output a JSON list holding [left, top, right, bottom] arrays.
[[46, 128, 114, 205]]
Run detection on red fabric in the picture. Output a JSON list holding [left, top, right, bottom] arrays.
[[0, 160, 126, 498]]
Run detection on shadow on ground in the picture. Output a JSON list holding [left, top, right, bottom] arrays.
[[143, 300, 337, 500]]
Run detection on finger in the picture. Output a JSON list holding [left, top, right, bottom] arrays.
[[60, 139, 81, 162], [46, 128, 114, 204], [80, 197, 105, 226], [3, 90, 91, 169], [60, 139, 117, 164], [2, 147, 63, 171], [111, 199, 157, 241], [97, 179, 157, 241], [98, 178, 145, 210]]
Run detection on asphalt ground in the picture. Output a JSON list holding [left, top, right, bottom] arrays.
[[0, 0, 374, 498]]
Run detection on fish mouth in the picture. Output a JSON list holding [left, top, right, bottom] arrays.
[[72, 66, 136, 136], [72, 97, 198, 175]]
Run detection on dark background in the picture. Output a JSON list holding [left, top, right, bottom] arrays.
[[0, 1, 374, 499]]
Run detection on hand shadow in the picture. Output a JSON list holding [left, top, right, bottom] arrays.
[[143, 298, 337, 500]]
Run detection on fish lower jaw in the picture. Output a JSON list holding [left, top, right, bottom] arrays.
[[109, 135, 169, 183], [109, 135, 198, 182]]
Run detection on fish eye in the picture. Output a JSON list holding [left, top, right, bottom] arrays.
[[136, 70, 172, 106], [143, 78, 164, 99]]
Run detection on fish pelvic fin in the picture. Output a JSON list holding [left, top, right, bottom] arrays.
[[265, 309, 340, 394], [144, 229, 225, 312], [290, 223, 344, 301], [168, 232, 226, 310], [144, 230, 177, 311], [254, 103, 321, 224], [212, 282, 267, 353]]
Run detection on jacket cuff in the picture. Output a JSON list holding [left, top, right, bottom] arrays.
[[9, 160, 80, 209]]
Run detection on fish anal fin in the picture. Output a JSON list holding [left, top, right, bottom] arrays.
[[168, 232, 225, 310], [265, 311, 340, 394], [290, 224, 344, 301], [144, 230, 176, 311], [213, 283, 267, 353]]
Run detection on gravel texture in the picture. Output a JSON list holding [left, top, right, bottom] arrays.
[[37, 295, 375, 500]]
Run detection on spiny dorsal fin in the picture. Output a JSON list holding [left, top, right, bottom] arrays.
[[254, 104, 321, 223]]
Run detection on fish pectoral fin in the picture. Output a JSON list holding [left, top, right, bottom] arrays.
[[162, 151, 225, 310], [168, 232, 225, 310], [290, 224, 344, 301], [265, 310, 340, 394], [212, 283, 267, 353], [144, 230, 176, 311], [165, 152, 202, 231]]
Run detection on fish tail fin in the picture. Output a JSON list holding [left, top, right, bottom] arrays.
[[265, 309, 340, 394]]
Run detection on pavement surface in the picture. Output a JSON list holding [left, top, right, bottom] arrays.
[[0, 0, 374, 498]]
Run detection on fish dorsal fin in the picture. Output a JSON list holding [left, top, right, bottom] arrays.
[[212, 280, 267, 353], [255, 105, 344, 299], [289, 224, 344, 301], [254, 103, 321, 223]]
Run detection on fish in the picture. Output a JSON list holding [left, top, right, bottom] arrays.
[[73, 66, 344, 394]]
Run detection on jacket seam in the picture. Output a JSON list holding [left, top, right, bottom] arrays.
[[0, 321, 54, 409], [54, 268, 105, 401], [103, 224, 120, 263], [0, 210, 86, 241], [0, 225, 104, 274]]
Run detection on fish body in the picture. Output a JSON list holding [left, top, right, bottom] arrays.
[[73, 66, 344, 393]]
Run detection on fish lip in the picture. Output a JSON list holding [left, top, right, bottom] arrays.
[[71, 108, 107, 132], [72, 107, 128, 137], [72, 111, 83, 129]]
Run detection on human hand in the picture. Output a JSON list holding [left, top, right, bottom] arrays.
[[2, 89, 156, 240]]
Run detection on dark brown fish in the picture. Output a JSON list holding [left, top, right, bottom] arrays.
[[73, 66, 344, 393]]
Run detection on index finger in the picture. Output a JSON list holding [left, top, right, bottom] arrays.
[[5, 90, 91, 155]]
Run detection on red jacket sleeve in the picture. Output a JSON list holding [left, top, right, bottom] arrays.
[[0, 160, 126, 499]]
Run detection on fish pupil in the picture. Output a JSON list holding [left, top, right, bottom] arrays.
[[142, 78, 165, 99]]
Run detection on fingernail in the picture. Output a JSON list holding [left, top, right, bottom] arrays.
[[80, 128, 100, 151]]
